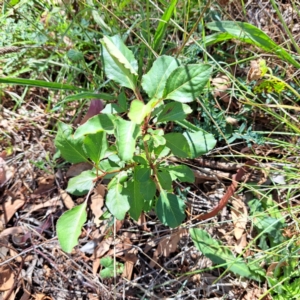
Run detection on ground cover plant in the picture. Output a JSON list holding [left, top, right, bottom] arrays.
[[1, 0, 300, 299]]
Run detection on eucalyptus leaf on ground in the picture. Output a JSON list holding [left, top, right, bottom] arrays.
[[57, 202, 87, 253]]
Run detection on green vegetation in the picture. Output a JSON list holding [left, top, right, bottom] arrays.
[[1, 0, 300, 298]]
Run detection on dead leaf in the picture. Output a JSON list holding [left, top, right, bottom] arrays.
[[0, 265, 15, 291], [122, 250, 138, 280], [59, 188, 74, 209], [0, 157, 15, 187], [247, 59, 262, 82], [95, 184, 106, 197], [137, 212, 150, 232], [33, 175, 55, 195], [92, 259, 100, 276], [66, 162, 92, 178], [211, 75, 231, 102], [95, 237, 112, 258], [90, 188, 104, 227], [0, 199, 25, 225], [150, 229, 188, 267], [231, 198, 248, 240], [235, 233, 248, 254]]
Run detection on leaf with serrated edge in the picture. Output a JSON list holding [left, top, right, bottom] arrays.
[[66, 170, 96, 196], [183, 131, 216, 158], [106, 183, 130, 220], [57, 202, 87, 253], [74, 114, 115, 139], [167, 165, 195, 183], [156, 191, 185, 228], [83, 131, 108, 164], [157, 102, 192, 123], [142, 55, 180, 99], [164, 132, 190, 158], [55, 122, 89, 163], [123, 180, 144, 221], [163, 64, 212, 102], [114, 118, 141, 161], [101, 35, 138, 90], [128, 100, 152, 124]]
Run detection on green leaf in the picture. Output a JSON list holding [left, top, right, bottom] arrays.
[[156, 191, 185, 228], [100, 257, 124, 278], [168, 165, 195, 183], [128, 100, 152, 124], [66, 170, 96, 196], [157, 102, 192, 123], [55, 122, 89, 163], [83, 131, 108, 164], [157, 169, 172, 190], [190, 228, 261, 281], [183, 131, 216, 158], [206, 21, 300, 68], [164, 133, 190, 158], [0, 77, 85, 91], [142, 55, 180, 99], [163, 64, 212, 102], [123, 180, 144, 221], [140, 179, 156, 201], [101, 35, 138, 90], [57, 202, 87, 253], [114, 118, 140, 161], [106, 183, 130, 220], [134, 165, 151, 182], [152, 0, 178, 53], [67, 49, 84, 62], [61, 92, 115, 103], [74, 114, 115, 139]]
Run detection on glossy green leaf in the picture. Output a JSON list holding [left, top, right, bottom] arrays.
[[106, 183, 130, 220], [0, 77, 85, 91], [157, 102, 192, 123], [128, 99, 152, 124], [183, 131, 216, 158], [57, 202, 87, 253], [157, 169, 172, 190], [142, 55, 180, 99], [190, 228, 260, 281], [55, 122, 89, 163], [168, 165, 195, 183], [156, 191, 185, 228], [83, 131, 108, 164], [206, 21, 300, 68], [134, 165, 151, 182], [114, 118, 140, 161], [164, 132, 190, 158], [123, 180, 144, 221], [66, 170, 96, 196], [101, 35, 138, 90], [163, 64, 212, 102], [74, 114, 115, 139], [140, 179, 156, 201]]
